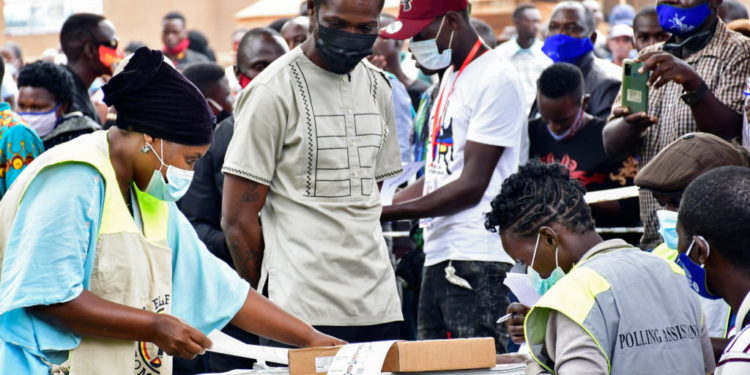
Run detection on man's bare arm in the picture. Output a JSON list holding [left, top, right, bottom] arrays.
[[221, 174, 269, 288]]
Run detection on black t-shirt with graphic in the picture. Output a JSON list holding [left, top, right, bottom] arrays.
[[529, 117, 640, 228]]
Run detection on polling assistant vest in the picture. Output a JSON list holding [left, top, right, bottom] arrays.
[[0, 130, 173, 375], [525, 245, 706, 374]]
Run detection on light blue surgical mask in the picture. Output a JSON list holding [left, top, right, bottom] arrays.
[[528, 233, 566, 296], [409, 16, 454, 71], [656, 209, 679, 250], [144, 139, 194, 202], [676, 236, 721, 300]]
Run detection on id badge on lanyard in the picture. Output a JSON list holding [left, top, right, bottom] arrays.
[[427, 40, 484, 168], [422, 40, 485, 229]]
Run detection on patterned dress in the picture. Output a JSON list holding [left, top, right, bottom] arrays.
[[0, 102, 43, 198]]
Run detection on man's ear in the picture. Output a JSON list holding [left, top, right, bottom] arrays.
[[445, 11, 462, 31], [589, 31, 597, 45], [233, 64, 240, 81], [694, 235, 712, 265], [582, 94, 591, 111]]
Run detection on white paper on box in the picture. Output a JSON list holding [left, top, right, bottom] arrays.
[[380, 161, 424, 205], [503, 273, 540, 307], [206, 330, 289, 366], [316, 356, 335, 372], [326, 341, 397, 375]]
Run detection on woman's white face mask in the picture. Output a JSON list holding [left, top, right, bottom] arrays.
[[143, 139, 194, 202]]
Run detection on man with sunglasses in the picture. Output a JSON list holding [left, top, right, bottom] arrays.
[[60, 13, 122, 125]]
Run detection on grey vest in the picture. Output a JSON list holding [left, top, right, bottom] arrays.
[[527, 246, 706, 374]]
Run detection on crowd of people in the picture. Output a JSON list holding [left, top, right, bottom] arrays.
[[2, 0, 750, 374]]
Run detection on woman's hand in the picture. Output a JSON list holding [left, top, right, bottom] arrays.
[[150, 314, 213, 359], [506, 302, 530, 345]]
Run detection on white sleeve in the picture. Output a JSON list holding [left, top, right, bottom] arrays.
[[465, 69, 525, 149]]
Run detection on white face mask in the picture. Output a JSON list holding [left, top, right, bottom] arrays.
[[410, 16, 454, 70], [19, 105, 60, 137], [143, 139, 194, 202]]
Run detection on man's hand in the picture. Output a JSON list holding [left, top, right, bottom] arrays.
[[303, 329, 347, 347], [150, 314, 212, 359], [611, 106, 658, 133], [638, 51, 703, 90], [506, 303, 530, 345]]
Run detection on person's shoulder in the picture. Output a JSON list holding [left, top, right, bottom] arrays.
[[494, 40, 516, 55], [592, 57, 622, 82], [251, 48, 302, 87], [586, 117, 608, 130], [211, 115, 235, 150], [717, 324, 750, 370], [718, 23, 750, 56], [468, 49, 518, 83], [527, 118, 547, 138], [360, 59, 393, 89], [186, 49, 210, 63], [1, 119, 40, 142]]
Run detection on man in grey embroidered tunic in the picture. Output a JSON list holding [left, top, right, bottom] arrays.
[[221, 0, 404, 343]]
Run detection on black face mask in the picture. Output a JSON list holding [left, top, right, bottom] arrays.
[[315, 23, 377, 74]]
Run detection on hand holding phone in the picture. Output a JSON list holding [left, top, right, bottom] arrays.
[[622, 60, 650, 114]]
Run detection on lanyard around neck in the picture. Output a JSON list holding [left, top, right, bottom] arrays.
[[430, 39, 485, 161]]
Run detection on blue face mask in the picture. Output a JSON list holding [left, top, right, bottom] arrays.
[[677, 236, 721, 300], [528, 233, 566, 296], [144, 139, 194, 202], [656, 210, 679, 250], [657, 3, 712, 36], [541, 34, 594, 64]]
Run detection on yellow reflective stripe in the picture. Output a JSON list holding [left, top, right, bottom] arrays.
[[525, 267, 614, 374], [541, 267, 610, 323], [525, 307, 613, 375], [133, 187, 168, 241], [652, 243, 678, 262], [647, 245, 685, 276]]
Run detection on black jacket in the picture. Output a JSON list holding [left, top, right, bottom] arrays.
[[179, 115, 234, 266]]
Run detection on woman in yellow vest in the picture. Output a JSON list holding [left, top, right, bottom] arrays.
[[484, 160, 714, 374], [0, 48, 342, 375]]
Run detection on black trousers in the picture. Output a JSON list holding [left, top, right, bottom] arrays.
[[417, 260, 512, 353]]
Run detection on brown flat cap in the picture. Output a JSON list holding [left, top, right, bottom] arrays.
[[635, 132, 750, 192]]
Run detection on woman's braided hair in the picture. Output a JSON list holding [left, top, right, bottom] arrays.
[[485, 160, 595, 237]]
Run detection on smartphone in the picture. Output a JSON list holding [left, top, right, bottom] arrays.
[[621, 60, 649, 114]]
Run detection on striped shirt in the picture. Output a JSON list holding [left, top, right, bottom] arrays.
[[610, 20, 750, 248], [716, 292, 750, 374]]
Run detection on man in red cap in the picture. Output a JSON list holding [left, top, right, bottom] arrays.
[[381, 0, 527, 352]]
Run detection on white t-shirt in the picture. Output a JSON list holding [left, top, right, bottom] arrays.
[[422, 48, 527, 266]]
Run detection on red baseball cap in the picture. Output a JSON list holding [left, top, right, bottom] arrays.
[[379, 0, 469, 40]]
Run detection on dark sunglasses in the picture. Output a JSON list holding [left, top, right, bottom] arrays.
[[85, 27, 119, 50]]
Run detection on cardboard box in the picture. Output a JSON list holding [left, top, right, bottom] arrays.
[[288, 338, 496, 375]]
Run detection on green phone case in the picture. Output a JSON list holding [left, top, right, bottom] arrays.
[[621, 60, 649, 114]]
